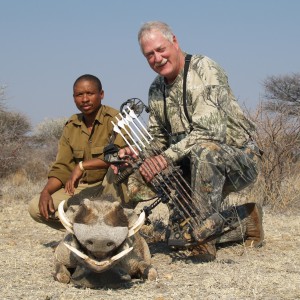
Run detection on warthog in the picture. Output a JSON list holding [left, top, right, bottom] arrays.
[[54, 194, 157, 288]]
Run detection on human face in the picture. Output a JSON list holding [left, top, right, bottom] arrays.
[[73, 80, 104, 117], [140, 30, 183, 83]]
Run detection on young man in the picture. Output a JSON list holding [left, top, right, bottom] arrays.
[[28, 74, 128, 230]]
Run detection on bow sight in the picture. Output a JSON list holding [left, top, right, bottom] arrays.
[[119, 98, 150, 117]]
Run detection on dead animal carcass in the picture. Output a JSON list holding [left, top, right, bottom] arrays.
[[54, 195, 157, 288]]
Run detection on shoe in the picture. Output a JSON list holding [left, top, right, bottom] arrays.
[[243, 203, 264, 247], [187, 241, 216, 262]]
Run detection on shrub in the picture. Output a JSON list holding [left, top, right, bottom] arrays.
[[246, 103, 300, 211], [24, 117, 67, 181], [33, 117, 67, 143], [0, 110, 31, 178]]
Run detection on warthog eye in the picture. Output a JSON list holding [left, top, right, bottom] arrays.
[[86, 240, 93, 245], [107, 242, 114, 247]]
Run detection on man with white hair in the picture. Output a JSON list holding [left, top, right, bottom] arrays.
[[119, 21, 264, 261]]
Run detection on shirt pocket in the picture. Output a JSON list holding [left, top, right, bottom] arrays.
[[73, 149, 84, 163], [91, 146, 105, 159]]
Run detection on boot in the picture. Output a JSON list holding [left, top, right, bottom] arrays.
[[192, 212, 225, 243], [187, 241, 216, 262], [215, 202, 264, 248], [243, 202, 264, 247]]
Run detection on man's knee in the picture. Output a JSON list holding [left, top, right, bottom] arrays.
[[193, 142, 222, 159], [28, 194, 41, 222], [28, 193, 65, 230]]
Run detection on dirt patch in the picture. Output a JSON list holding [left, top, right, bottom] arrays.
[[0, 197, 299, 300]]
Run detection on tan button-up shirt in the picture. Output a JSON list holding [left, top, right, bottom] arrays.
[[48, 105, 126, 185]]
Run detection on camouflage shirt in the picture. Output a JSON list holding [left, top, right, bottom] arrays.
[[48, 105, 126, 185], [147, 54, 257, 163]]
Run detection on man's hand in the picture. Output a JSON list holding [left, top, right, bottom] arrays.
[[65, 165, 83, 195], [111, 146, 139, 174], [38, 177, 63, 220], [38, 190, 55, 220], [110, 147, 168, 182], [139, 154, 168, 182]]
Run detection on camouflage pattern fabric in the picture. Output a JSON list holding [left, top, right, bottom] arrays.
[[147, 54, 258, 164], [190, 141, 261, 220], [127, 170, 157, 202], [128, 54, 262, 224]]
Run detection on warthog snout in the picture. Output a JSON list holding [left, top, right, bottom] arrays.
[[73, 222, 129, 257]]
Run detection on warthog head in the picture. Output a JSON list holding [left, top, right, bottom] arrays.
[[57, 195, 145, 273], [54, 194, 157, 288]]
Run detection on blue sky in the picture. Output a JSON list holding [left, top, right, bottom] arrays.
[[1, 0, 299, 127]]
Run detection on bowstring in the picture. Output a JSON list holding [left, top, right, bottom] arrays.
[[124, 128, 200, 230], [119, 106, 204, 229]]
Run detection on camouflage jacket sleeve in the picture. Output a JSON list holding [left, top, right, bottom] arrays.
[[147, 54, 257, 163]]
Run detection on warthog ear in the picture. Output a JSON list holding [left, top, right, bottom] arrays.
[[104, 201, 129, 227], [74, 198, 98, 225]]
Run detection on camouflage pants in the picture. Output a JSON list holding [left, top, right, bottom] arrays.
[[127, 141, 261, 223], [190, 141, 261, 221]]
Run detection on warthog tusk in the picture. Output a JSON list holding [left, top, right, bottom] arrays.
[[58, 200, 74, 234], [64, 242, 90, 260], [64, 242, 133, 271], [110, 246, 133, 262], [128, 210, 146, 237]]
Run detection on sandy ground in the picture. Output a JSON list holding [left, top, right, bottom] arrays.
[[0, 197, 300, 300]]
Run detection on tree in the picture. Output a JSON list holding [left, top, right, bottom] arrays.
[[0, 85, 66, 181], [251, 104, 300, 207], [247, 73, 300, 209], [263, 73, 300, 115]]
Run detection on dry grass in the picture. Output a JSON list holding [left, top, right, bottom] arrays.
[[243, 170, 300, 214], [247, 104, 300, 209], [0, 173, 46, 202], [0, 179, 300, 300]]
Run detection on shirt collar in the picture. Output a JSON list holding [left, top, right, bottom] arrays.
[[70, 105, 115, 126]]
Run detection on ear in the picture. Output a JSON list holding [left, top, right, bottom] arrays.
[[100, 89, 104, 100], [81, 198, 92, 207], [173, 35, 179, 50], [74, 198, 96, 224], [105, 202, 129, 227]]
